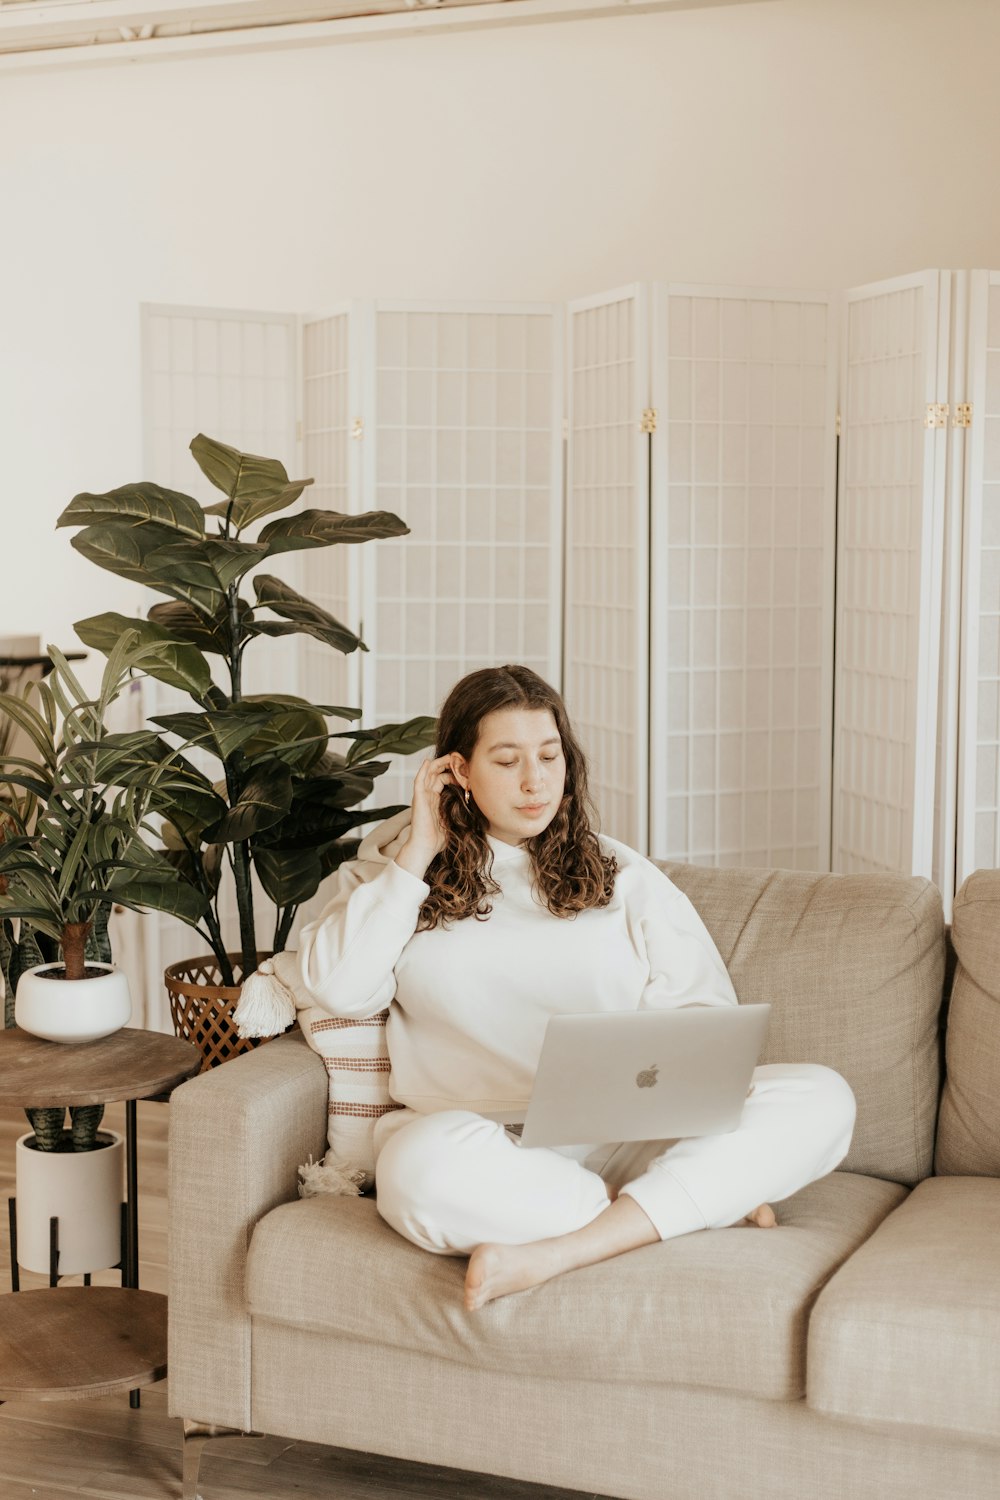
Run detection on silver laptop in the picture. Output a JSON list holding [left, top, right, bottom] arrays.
[[519, 1004, 771, 1148]]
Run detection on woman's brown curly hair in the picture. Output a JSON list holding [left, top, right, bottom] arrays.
[[416, 665, 617, 930]]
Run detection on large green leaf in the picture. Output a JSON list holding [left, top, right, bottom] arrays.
[[204, 479, 312, 530], [289, 758, 389, 810], [252, 575, 366, 655], [319, 838, 361, 880], [157, 779, 230, 841], [255, 800, 408, 853], [69, 519, 200, 588], [210, 762, 293, 843], [253, 846, 322, 907], [238, 695, 329, 772], [74, 613, 213, 700], [162, 838, 224, 895], [147, 600, 242, 657], [145, 538, 268, 596], [141, 542, 226, 618], [151, 704, 276, 761], [101, 867, 209, 926], [258, 509, 409, 557], [57, 483, 205, 540], [337, 716, 438, 766], [201, 539, 269, 589], [190, 434, 314, 532]]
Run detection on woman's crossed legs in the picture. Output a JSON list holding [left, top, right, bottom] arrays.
[[374, 1061, 856, 1310]]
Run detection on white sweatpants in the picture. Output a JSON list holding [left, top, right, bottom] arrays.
[[373, 1063, 856, 1255]]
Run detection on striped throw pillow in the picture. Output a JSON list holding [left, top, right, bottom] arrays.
[[303, 1010, 403, 1190]]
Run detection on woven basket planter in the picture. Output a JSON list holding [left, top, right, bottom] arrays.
[[164, 954, 292, 1071]]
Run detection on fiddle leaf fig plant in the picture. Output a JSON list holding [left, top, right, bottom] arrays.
[[58, 433, 437, 985]]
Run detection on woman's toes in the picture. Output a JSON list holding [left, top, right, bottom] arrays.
[[742, 1202, 777, 1228]]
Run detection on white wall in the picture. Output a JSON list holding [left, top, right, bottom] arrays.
[[2, 0, 1000, 665]]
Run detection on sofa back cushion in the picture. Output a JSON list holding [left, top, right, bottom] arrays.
[[660, 863, 943, 1186], [935, 869, 1000, 1176]]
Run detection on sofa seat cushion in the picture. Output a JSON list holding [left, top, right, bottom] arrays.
[[247, 1169, 904, 1402], [808, 1176, 1000, 1443]]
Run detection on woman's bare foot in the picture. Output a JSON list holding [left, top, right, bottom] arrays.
[[741, 1202, 777, 1227], [464, 1196, 659, 1311], [465, 1241, 562, 1311]]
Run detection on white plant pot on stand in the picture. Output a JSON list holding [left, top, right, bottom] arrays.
[[14, 1128, 125, 1277], [14, 962, 131, 1044]]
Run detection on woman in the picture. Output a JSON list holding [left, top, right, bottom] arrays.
[[298, 665, 856, 1312]]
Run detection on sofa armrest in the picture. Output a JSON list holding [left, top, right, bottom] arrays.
[[167, 1031, 327, 1429]]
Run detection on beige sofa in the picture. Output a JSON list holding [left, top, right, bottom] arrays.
[[168, 864, 1000, 1500]]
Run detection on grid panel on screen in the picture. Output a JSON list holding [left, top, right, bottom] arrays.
[[655, 290, 833, 870], [972, 280, 1000, 869], [834, 286, 927, 874], [368, 306, 560, 814], [300, 314, 354, 719], [565, 293, 647, 850], [142, 306, 298, 990]]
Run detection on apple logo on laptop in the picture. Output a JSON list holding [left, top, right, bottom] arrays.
[[636, 1063, 659, 1089]]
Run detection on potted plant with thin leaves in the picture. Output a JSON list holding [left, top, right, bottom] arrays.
[[57, 433, 436, 1066], [0, 635, 209, 1277]]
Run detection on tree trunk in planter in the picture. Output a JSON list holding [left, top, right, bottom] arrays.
[[164, 954, 291, 1071]]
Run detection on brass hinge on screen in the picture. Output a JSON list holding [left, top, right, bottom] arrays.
[[953, 402, 973, 429], [925, 403, 949, 428], [352, 417, 364, 440], [640, 408, 658, 434], [835, 411, 842, 438]]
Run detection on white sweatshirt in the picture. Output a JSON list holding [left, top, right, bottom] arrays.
[[295, 810, 737, 1119]]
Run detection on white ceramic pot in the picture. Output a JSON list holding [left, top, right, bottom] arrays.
[[14, 962, 131, 1044], [15, 1129, 125, 1276]]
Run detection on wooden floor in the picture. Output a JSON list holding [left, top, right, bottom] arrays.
[[0, 1101, 613, 1500]]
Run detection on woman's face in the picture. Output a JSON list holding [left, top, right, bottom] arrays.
[[451, 706, 567, 847]]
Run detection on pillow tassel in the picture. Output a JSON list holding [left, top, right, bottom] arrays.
[[298, 1155, 367, 1198], [233, 958, 296, 1037]]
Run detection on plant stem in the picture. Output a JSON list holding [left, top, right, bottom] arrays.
[[273, 904, 296, 954], [176, 827, 232, 981], [61, 920, 91, 981], [226, 581, 256, 977]]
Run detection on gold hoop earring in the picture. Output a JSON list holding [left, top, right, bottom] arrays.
[[464, 788, 470, 807]]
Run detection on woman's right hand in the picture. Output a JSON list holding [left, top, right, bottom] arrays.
[[395, 755, 456, 878]]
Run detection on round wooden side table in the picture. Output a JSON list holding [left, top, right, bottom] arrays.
[[0, 1026, 201, 1408]]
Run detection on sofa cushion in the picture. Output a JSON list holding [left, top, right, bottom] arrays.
[[661, 864, 943, 1186], [808, 1176, 1000, 1443], [247, 1169, 905, 1403], [935, 869, 1000, 1176]]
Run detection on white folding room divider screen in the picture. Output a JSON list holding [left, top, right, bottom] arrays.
[[299, 307, 357, 727], [831, 272, 950, 881], [141, 300, 564, 989], [958, 270, 1000, 886], [649, 285, 838, 872], [355, 302, 564, 817], [565, 287, 650, 853], [136, 274, 1000, 1012], [139, 305, 299, 1027]]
